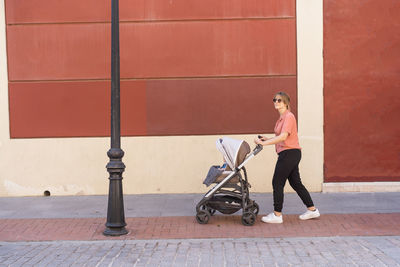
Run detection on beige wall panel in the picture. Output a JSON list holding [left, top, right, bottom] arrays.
[[0, 0, 11, 195], [0, 133, 323, 197], [0, 135, 279, 196], [296, 0, 324, 191], [0, 139, 109, 196]]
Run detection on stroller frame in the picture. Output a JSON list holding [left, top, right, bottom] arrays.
[[196, 144, 263, 226]]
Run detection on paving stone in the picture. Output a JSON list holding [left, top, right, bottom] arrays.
[[0, 236, 400, 266]]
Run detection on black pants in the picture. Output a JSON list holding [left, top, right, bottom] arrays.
[[272, 149, 314, 212]]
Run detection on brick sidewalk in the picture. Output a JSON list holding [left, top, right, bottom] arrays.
[[1, 213, 399, 242]]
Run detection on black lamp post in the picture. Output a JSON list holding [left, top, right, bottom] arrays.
[[104, 0, 128, 236]]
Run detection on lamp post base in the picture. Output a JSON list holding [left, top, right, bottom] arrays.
[[103, 226, 128, 236]]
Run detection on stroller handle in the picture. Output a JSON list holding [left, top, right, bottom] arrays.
[[253, 144, 263, 156]]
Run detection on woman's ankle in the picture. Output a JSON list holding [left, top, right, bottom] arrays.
[[274, 211, 282, 217]]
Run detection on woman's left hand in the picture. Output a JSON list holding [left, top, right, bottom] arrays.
[[254, 137, 262, 145]]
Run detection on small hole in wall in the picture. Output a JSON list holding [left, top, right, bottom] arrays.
[[43, 190, 51, 197]]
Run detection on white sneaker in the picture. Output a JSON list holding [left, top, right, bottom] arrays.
[[299, 209, 320, 220], [261, 212, 283, 224]]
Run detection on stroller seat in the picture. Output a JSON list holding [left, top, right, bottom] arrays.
[[213, 141, 250, 184], [214, 171, 238, 184]]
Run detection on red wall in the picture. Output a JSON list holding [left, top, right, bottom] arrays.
[[6, 0, 297, 138], [324, 0, 400, 182]]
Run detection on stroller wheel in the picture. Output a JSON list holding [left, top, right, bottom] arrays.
[[196, 210, 211, 224], [241, 211, 256, 226], [200, 205, 216, 216], [252, 202, 259, 215], [208, 208, 216, 216]]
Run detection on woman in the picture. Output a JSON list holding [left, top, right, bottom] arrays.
[[254, 92, 320, 223]]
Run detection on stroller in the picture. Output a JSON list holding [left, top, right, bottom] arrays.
[[195, 137, 263, 226]]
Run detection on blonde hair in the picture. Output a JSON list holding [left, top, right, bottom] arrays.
[[275, 92, 291, 110]]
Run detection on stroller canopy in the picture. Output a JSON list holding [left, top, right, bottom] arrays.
[[216, 137, 251, 169]]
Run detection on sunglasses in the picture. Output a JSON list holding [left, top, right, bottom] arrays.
[[273, 98, 283, 103]]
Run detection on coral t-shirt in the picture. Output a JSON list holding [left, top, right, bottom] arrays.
[[274, 110, 301, 154]]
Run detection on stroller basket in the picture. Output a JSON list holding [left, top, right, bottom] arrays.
[[208, 195, 242, 215]]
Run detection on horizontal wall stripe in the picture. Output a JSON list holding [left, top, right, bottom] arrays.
[[121, 80, 147, 136], [6, 17, 296, 27], [9, 74, 297, 84], [325, 176, 400, 183], [7, 19, 296, 81], [5, 0, 295, 24], [323, 0, 400, 182], [9, 77, 296, 138], [9, 81, 147, 138], [146, 77, 297, 136], [7, 23, 110, 81]]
